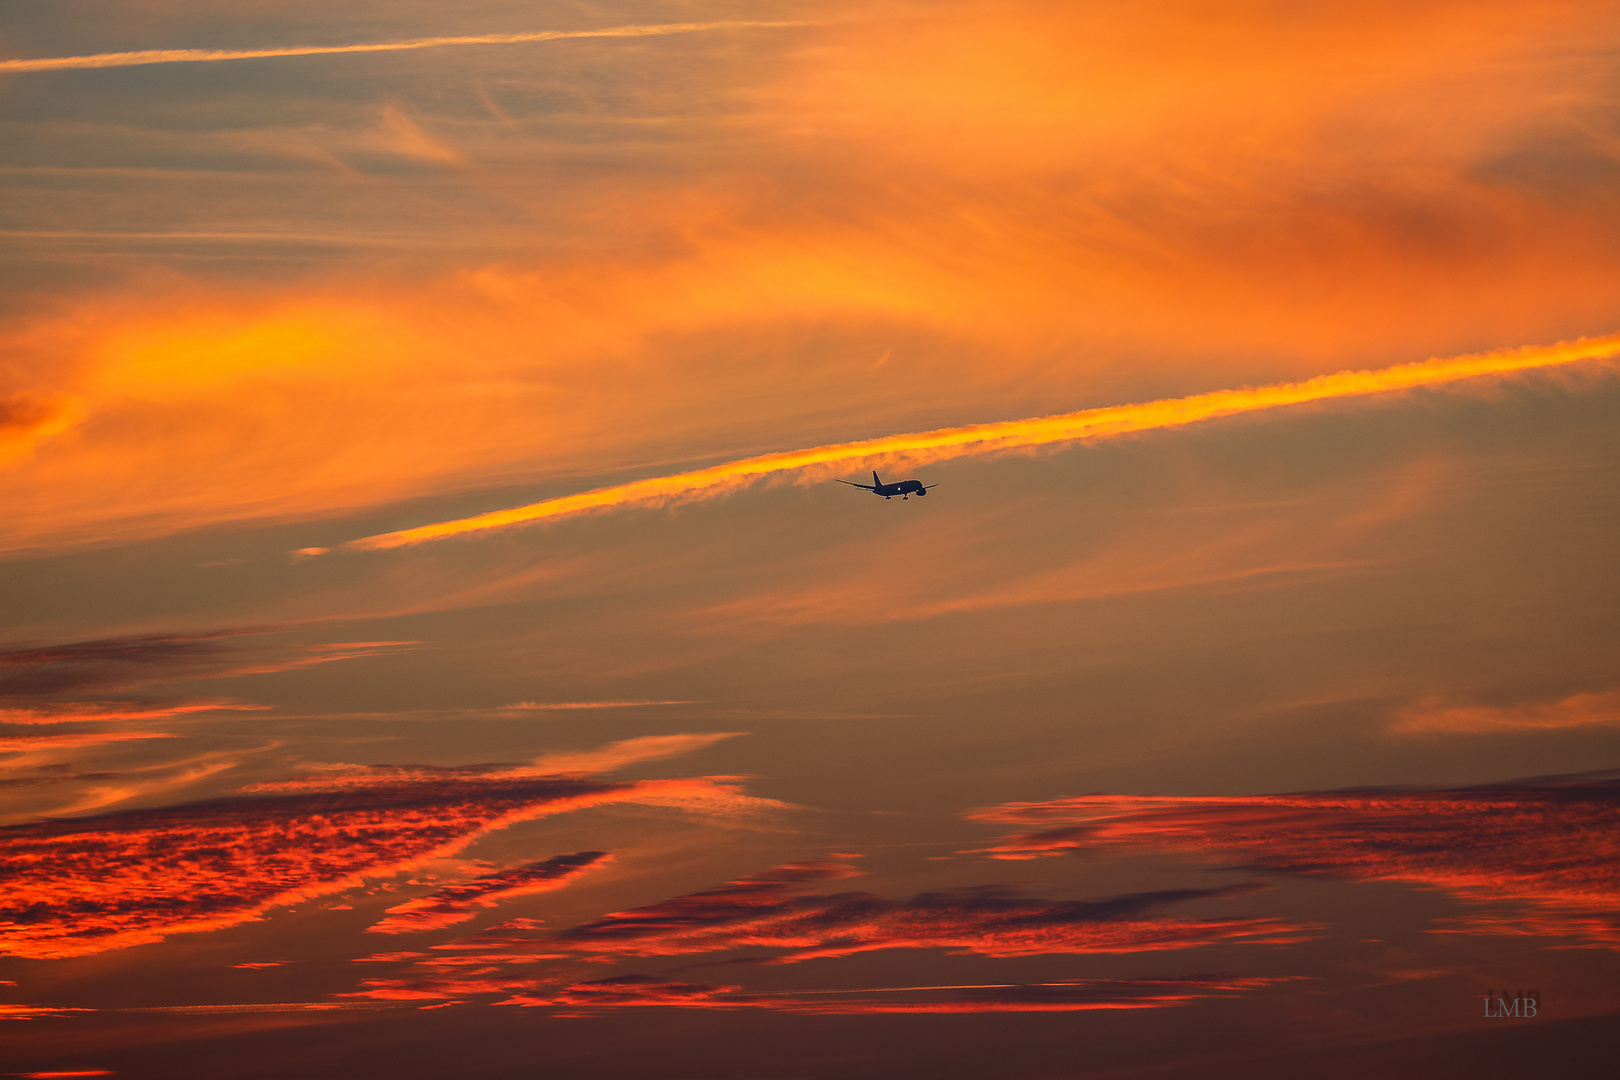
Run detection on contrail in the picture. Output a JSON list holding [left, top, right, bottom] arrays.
[[319, 334, 1620, 554], [0, 21, 814, 74]]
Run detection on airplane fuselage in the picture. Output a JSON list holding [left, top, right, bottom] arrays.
[[836, 470, 935, 499]]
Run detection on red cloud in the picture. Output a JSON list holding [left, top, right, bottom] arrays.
[[496, 972, 1293, 1014], [0, 773, 765, 958], [366, 852, 612, 933], [551, 862, 1303, 963], [344, 860, 1305, 1005], [966, 770, 1620, 949]]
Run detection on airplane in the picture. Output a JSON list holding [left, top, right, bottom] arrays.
[[835, 470, 938, 500]]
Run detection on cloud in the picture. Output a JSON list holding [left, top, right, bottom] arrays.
[[351, 854, 1302, 1010], [346, 859, 1304, 1006], [0, 631, 412, 700], [966, 770, 1620, 949], [525, 734, 743, 776], [0, 769, 776, 959], [240, 733, 751, 794], [0, 700, 266, 726], [7, 0, 1620, 557], [0, 732, 174, 752], [502, 972, 1291, 1014], [337, 335, 1620, 551], [501, 701, 694, 711], [366, 852, 612, 933], [0, 1006, 96, 1021], [0, 391, 84, 467], [1391, 690, 1620, 734], [0, 20, 815, 74], [551, 863, 1302, 963]]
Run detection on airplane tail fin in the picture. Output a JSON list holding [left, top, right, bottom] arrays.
[[872, 470, 882, 487]]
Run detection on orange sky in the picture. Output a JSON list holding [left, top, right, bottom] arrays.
[[2, 2, 1618, 1076]]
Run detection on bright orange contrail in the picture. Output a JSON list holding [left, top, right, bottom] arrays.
[[0, 21, 813, 74], [328, 334, 1620, 553]]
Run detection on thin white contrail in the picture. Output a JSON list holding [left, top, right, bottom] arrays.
[[0, 21, 814, 74]]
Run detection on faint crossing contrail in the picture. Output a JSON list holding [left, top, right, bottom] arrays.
[[0, 21, 814, 74], [313, 333, 1620, 554]]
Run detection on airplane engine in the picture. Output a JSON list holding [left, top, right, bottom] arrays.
[[916, 489, 927, 496]]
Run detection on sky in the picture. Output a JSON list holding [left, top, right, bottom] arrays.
[[1, 1, 1618, 1076]]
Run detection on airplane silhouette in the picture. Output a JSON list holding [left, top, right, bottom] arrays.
[[835, 470, 938, 500]]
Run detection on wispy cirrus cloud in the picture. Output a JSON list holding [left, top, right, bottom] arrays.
[[1391, 690, 1620, 735], [0, 700, 265, 726], [346, 858, 1305, 1008], [366, 852, 611, 934], [504, 972, 1293, 1014], [0, 732, 173, 752], [242, 734, 746, 794], [966, 770, 1620, 949], [0, 631, 412, 700], [549, 862, 1302, 963]]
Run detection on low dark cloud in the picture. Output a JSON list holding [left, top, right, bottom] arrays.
[[966, 770, 1620, 949], [0, 630, 411, 700]]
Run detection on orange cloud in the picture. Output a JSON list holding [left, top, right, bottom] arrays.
[[0, 771, 774, 959], [1391, 690, 1620, 734], [366, 852, 611, 934], [7, 0, 1620, 561], [0, 701, 265, 726], [241, 734, 751, 794], [0, 732, 173, 751], [0, 1006, 96, 1021], [966, 771, 1620, 949]]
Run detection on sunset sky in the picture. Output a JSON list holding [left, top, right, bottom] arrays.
[[2, 2, 1618, 1076]]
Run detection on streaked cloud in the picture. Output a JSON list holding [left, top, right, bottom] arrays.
[[1391, 690, 1620, 734], [966, 770, 1620, 949], [366, 852, 611, 934], [0, 764, 777, 958], [0, 631, 412, 700], [501, 701, 693, 711], [347, 858, 1304, 1006], [0, 701, 265, 726], [549, 862, 1302, 963], [0, 732, 174, 752], [507, 972, 1291, 1014]]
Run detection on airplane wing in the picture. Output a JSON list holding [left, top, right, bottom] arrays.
[[922, 483, 940, 489], [834, 479, 878, 489]]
